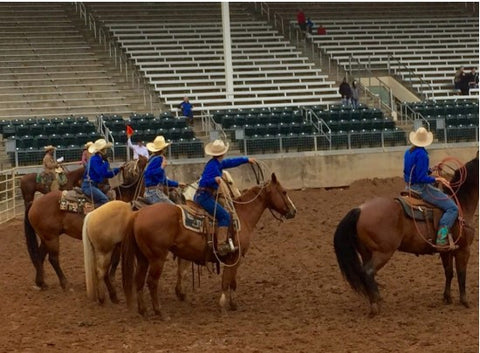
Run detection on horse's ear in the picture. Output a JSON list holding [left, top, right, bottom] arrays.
[[271, 172, 277, 184]]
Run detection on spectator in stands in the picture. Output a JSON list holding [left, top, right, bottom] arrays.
[[81, 138, 120, 207], [179, 96, 194, 126], [297, 9, 306, 34], [351, 80, 360, 108], [454, 66, 465, 92], [339, 78, 352, 106], [81, 141, 93, 167], [143, 135, 185, 205], [127, 133, 149, 160], [468, 67, 478, 89], [306, 18, 314, 34], [403, 127, 457, 251], [317, 24, 326, 35]]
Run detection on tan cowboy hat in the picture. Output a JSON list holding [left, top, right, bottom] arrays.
[[88, 138, 113, 153], [146, 135, 170, 152], [409, 127, 433, 147], [44, 145, 56, 151], [83, 141, 93, 150], [204, 139, 229, 156]]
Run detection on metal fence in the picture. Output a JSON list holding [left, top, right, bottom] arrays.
[[0, 168, 23, 224]]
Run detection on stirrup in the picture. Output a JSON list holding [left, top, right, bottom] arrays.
[[435, 234, 458, 252]]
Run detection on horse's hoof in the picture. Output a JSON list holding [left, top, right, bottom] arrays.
[[110, 297, 120, 305], [175, 287, 186, 301], [154, 311, 170, 321], [229, 302, 238, 311], [368, 303, 379, 317], [443, 295, 452, 305], [461, 299, 470, 308]]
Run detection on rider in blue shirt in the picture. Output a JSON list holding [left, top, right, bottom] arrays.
[[194, 139, 255, 256], [144, 135, 185, 204], [403, 127, 458, 250], [81, 139, 120, 207]]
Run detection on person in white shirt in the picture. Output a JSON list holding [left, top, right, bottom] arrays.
[[127, 135, 149, 160]]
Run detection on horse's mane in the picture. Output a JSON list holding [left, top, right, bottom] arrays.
[[234, 184, 263, 203], [446, 155, 479, 198]]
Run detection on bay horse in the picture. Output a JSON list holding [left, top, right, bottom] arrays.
[[20, 165, 85, 206], [121, 173, 297, 317], [334, 153, 478, 316], [24, 156, 147, 291]]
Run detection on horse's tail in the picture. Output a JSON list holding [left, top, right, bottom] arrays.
[[24, 202, 39, 268], [82, 211, 98, 301], [121, 211, 140, 309], [333, 208, 370, 297]]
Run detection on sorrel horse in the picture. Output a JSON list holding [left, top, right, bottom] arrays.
[[20, 165, 85, 206], [122, 173, 297, 317], [24, 157, 147, 290], [82, 170, 237, 305], [334, 154, 478, 316]]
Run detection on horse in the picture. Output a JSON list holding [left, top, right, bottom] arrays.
[[333, 153, 479, 316], [20, 165, 85, 206], [121, 173, 297, 317], [24, 156, 147, 291], [81, 169, 239, 305]]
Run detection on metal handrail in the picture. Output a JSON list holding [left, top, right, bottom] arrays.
[[304, 107, 332, 150], [387, 55, 434, 100], [401, 102, 430, 130]]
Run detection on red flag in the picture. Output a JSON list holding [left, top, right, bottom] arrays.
[[126, 125, 134, 136]]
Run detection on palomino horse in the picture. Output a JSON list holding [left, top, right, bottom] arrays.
[[334, 154, 478, 316], [122, 173, 296, 317], [20, 165, 85, 206], [24, 157, 147, 291]]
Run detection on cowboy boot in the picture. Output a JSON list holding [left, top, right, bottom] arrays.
[[436, 226, 451, 252], [216, 226, 231, 256]]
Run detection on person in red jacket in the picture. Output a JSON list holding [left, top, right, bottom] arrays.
[[297, 9, 306, 33]]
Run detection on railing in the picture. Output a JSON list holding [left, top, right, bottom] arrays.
[[400, 102, 430, 130], [387, 55, 434, 100], [74, 2, 157, 114], [0, 167, 22, 224], [304, 108, 332, 149]]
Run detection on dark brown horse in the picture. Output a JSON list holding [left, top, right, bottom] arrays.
[[20, 165, 85, 206], [334, 154, 478, 316], [24, 156, 147, 292], [122, 173, 297, 317]]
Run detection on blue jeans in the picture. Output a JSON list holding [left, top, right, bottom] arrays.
[[144, 187, 174, 205], [81, 181, 109, 207], [408, 183, 458, 229], [194, 190, 230, 227]]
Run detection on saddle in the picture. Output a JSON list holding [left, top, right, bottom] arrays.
[[37, 170, 67, 191], [59, 188, 94, 215]]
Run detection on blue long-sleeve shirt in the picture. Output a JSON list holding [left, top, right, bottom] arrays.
[[179, 101, 193, 118], [198, 157, 249, 190], [84, 154, 119, 184], [143, 155, 178, 188], [403, 147, 435, 184]]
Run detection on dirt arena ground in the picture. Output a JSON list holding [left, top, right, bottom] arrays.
[[0, 177, 478, 353]]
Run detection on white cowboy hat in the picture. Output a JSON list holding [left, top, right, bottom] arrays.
[[44, 145, 56, 151], [88, 138, 113, 153], [204, 139, 229, 156], [146, 135, 170, 152], [409, 127, 433, 147], [84, 141, 93, 149]]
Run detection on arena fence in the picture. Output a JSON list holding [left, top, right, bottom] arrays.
[[0, 167, 23, 224]]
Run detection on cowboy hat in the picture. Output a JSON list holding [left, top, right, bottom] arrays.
[[44, 145, 56, 151], [146, 135, 170, 152], [204, 139, 229, 156], [409, 127, 433, 147], [88, 138, 113, 153], [83, 141, 93, 149]]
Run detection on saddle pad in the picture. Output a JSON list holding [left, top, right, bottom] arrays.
[[176, 205, 209, 233], [395, 196, 434, 221], [59, 190, 93, 214]]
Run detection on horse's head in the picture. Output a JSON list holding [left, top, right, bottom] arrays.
[[264, 173, 296, 219]]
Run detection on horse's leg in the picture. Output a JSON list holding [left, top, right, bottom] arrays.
[[44, 237, 69, 290], [440, 252, 454, 304], [146, 257, 169, 320], [220, 265, 239, 313], [134, 254, 149, 316], [94, 250, 118, 305], [175, 258, 190, 301], [454, 248, 471, 307], [108, 244, 121, 279], [363, 250, 395, 317], [35, 241, 48, 290]]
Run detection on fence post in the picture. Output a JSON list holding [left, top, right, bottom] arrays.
[[11, 169, 16, 219]]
